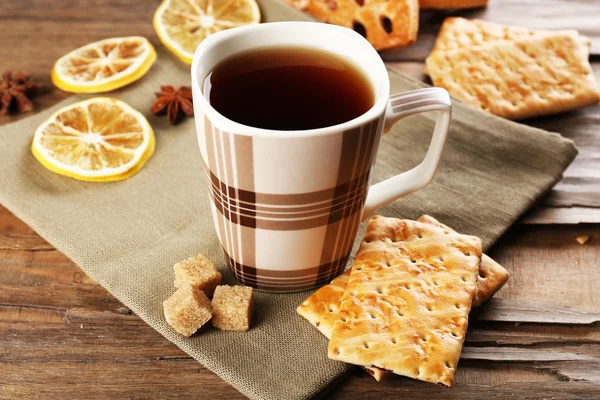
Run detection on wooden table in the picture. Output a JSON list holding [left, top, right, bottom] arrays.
[[1, 1, 599, 398]]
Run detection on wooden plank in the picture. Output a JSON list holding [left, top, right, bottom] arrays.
[[0, 0, 599, 398], [522, 207, 600, 224], [473, 299, 600, 324], [460, 346, 599, 362]]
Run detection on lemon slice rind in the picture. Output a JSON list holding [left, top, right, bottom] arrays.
[[153, 0, 260, 65], [51, 37, 157, 94], [32, 98, 154, 182]]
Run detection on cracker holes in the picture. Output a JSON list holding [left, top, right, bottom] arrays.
[[445, 361, 453, 369], [341, 317, 348, 323], [397, 310, 405, 317], [416, 367, 422, 376], [385, 260, 392, 267], [376, 286, 384, 294], [439, 256, 445, 262], [327, 305, 335, 313], [455, 303, 462, 310], [363, 341, 370, 349], [451, 331, 460, 338], [369, 313, 377, 319], [426, 304, 434, 312], [432, 279, 439, 287], [465, 252, 471, 257], [421, 335, 428, 342], [479, 270, 487, 279], [461, 276, 468, 282], [353, 21, 366, 38], [332, 347, 340, 355], [411, 259, 417, 264], [381, 16, 392, 34], [391, 337, 398, 344]]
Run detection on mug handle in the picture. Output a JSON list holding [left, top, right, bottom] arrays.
[[361, 87, 452, 220]]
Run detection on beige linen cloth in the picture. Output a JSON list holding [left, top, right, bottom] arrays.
[[0, 2, 577, 399]]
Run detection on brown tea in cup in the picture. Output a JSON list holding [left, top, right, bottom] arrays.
[[203, 47, 374, 130]]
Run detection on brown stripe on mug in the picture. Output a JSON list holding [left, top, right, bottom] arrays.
[[317, 126, 363, 283], [222, 248, 348, 285], [335, 118, 378, 278], [327, 122, 370, 282]]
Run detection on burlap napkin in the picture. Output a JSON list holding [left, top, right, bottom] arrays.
[[0, 2, 577, 399]]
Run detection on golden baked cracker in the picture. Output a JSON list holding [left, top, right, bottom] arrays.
[[432, 17, 541, 53], [417, 215, 509, 306], [284, 0, 419, 51], [328, 216, 481, 387], [297, 215, 507, 381], [420, 0, 487, 9], [426, 31, 600, 120], [297, 270, 388, 381], [424, 18, 591, 75], [297, 269, 350, 338]]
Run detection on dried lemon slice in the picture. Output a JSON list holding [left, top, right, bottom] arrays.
[[51, 37, 156, 93], [32, 98, 155, 182], [153, 0, 260, 65]]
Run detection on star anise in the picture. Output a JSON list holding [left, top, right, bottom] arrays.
[[0, 69, 46, 116], [151, 85, 194, 125]]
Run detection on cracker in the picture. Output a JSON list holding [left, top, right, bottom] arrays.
[[297, 270, 387, 381], [298, 215, 507, 381], [417, 215, 509, 306], [426, 31, 600, 120], [327, 216, 481, 387], [425, 18, 591, 75], [420, 0, 487, 9], [432, 17, 541, 53], [284, 0, 419, 51]]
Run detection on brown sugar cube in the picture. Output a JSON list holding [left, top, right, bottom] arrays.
[[211, 285, 254, 331], [163, 285, 212, 337], [174, 253, 221, 297]]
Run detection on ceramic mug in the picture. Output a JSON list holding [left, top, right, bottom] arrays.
[[191, 22, 451, 292]]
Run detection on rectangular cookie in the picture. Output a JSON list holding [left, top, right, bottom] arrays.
[[426, 31, 600, 120], [327, 216, 481, 386], [417, 215, 509, 305], [424, 18, 590, 75], [297, 215, 508, 381]]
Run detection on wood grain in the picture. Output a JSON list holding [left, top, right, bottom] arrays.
[[1, 204, 600, 398], [1, 0, 600, 398], [473, 298, 600, 324]]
